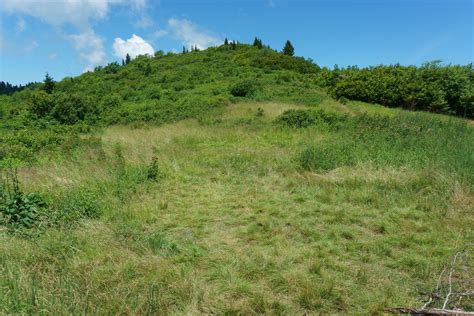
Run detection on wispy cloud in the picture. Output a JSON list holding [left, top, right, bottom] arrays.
[[68, 31, 106, 71], [164, 18, 221, 50]]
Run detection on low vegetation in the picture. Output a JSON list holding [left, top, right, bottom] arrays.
[[0, 40, 472, 314]]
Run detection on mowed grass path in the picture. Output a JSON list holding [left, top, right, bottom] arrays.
[[1, 102, 473, 314]]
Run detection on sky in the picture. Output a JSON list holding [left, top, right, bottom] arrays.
[[0, 0, 472, 85]]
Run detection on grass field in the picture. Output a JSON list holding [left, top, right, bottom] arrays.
[[1, 100, 473, 314]]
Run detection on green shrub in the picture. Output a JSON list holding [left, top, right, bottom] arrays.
[[147, 156, 162, 181], [29, 90, 54, 118], [0, 167, 46, 228], [276, 109, 316, 128], [230, 80, 258, 97]]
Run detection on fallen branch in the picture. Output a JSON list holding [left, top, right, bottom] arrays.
[[384, 307, 474, 315]]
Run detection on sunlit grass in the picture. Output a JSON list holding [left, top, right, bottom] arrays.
[[1, 102, 473, 314]]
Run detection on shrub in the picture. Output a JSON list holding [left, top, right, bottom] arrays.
[[0, 167, 46, 228], [147, 156, 162, 181], [29, 90, 54, 118], [276, 109, 316, 128], [51, 93, 95, 124], [230, 80, 257, 97]]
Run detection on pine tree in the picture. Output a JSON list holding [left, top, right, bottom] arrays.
[[42, 72, 55, 94], [253, 37, 263, 49], [224, 38, 229, 46], [125, 53, 132, 64], [122, 59, 125, 66], [282, 40, 295, 56], [182, 46, 186, 54]]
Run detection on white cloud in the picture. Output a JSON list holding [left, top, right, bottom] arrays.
[[1, 0, 148, 69], [49, 53, 58, 60], [69, 31, 107, 71], [1, 0, 146, 30], [113, 34, 155, 59], [166, 18, 220, 50]]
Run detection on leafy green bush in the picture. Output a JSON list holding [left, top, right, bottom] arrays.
[[0, 167, 46, 228], [326, 62, 474, 118], [230, 80, 257, 97], [147, 156, 162, 181], [276, 109, 316, 128]]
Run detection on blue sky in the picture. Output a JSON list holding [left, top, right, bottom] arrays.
[[0, 0, 472, 85]]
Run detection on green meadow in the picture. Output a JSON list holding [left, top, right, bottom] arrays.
[[1, 44, 473, 314]]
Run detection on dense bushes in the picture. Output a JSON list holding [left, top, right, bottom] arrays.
[[230, 80, 258, 97], [29, 91, 96, 124], [324, 62, 473, 118]]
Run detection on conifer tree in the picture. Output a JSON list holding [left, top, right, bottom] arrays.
[[282, 40, 295, 56], [253, 37, 263, 49], [125, 53, 132, 64], [224, 38, 229, 45], [182, 46, 186, 54], [122, 59, 125, 66], [42, 72, 55, 94]]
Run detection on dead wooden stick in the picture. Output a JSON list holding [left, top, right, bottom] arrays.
[[384, 307, 474, 315]]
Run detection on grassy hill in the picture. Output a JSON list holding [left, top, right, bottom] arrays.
[[0, 44, 473, 314]]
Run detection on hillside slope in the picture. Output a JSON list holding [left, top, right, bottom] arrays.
[[0, 44, 473, 314]]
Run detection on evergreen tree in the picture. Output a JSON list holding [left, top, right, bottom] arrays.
[[224, 38, 229, 46], [253, 37, 263, 49], [282, 40, 295, 56], [122, 59, 125, 66], [125, 53, 132, 64], [42, 72, 55, 94], [182, 46, 186, 54]]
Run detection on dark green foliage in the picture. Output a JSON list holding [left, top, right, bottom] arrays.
[[256, 107, 264, 117], [147, 156, 161, 181], [282, 40, 295, 56], [224, 38, 229, 46], [230, 80, 258, 97], [326, 62, 474, 118], [276, 109, 316, 128], [0, 167, 46, 228], [253, 37, 263, 49], [29, 91, 54, 118], [104, 62, 120, 74], [125, 53, 132, 65], [50, 93, 95, 125], [42, 72, 55, 94]]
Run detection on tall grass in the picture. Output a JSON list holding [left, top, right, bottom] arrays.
[[297, 111, 474, 183]]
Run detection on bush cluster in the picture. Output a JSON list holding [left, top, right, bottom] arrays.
[[322, 62, 473, 118]]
